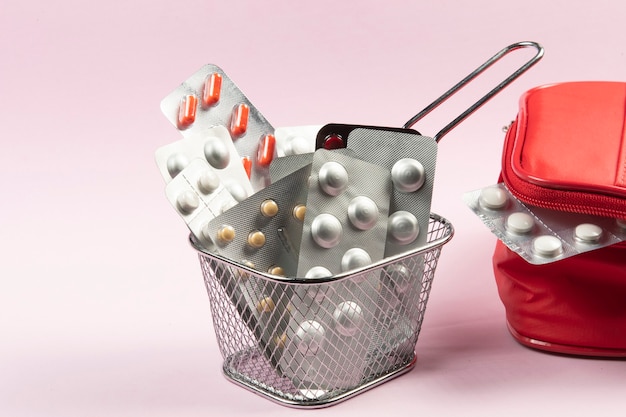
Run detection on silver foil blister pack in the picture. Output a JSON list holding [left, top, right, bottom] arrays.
[[279, 273, 382, 392], [463, 183, 626, 264], [345, 127, 438, 257], [296, 149, 393, 277], [204, 164, 311, 276], [160, 64, 276, 191]]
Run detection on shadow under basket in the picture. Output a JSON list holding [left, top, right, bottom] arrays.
[[189, 213, 454, 408]]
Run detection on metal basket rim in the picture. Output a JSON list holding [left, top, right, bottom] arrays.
[[189, 212, 454, 285]]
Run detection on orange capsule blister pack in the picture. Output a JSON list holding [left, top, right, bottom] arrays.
[[160, 64, 277, 191]]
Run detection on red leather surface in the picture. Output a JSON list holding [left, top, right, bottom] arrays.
[[493, 240, 626, 356], [511, 82, 626, 196]]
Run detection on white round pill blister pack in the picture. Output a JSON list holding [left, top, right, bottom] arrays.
[[164, 159, 238, 246], [155, 125, 254, 201], [463, 182, 626, 264]]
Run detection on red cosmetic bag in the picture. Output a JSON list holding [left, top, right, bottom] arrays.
[[493, 81, 626, 357]]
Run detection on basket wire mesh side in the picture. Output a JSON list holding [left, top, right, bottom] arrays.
[[192, 213, 453, 408]]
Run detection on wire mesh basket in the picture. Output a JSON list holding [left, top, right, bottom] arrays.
[[189, 213, 453, 408]]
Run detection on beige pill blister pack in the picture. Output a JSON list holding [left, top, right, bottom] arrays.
[[160, 63, 276, 191], [463, 183, 626, 265], [204, 164, 311, 276], [200, 165, 313, 372]]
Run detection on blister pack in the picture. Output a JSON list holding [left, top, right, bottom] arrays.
[[345, 127, 438, 257], [296, 149, 393, 277], [315, 123, 421, 151], [164, 159, 238, 246], [160, 64, 276, 191], [155, 125, 254, 202], [204, 164, 311, 276], [279, 274, 381, 392], [269, 148, 357, 184], [274, 125, 321, 157], [231, 267, 294, 373], [366, 260, 424, 375], [464, 183, 626, 265]]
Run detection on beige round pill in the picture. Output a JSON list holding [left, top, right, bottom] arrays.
[[256, 296, 275, 313], [216, 225, 235, 243], [268, 265, 285, 276], [273, 333, 287, 349], [247, 230, 266, 248], [293, 204, 306, 222], [235, 259, 254, 280], [260, 199, 279, 217]]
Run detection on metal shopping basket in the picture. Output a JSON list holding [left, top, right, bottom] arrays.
[[191, 214, 452, 408], [188, 42, 544, 408]]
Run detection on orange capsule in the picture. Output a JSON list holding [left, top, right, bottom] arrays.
[[229, 103, 249, 138], [241, 156, 252, 179], [202, 73, 222, 107], [177, 94, 197, 128], [256, 134, 276, 167]]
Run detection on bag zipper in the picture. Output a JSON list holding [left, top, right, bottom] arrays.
[[501, 120, 626, 219]]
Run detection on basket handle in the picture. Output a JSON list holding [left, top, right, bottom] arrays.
[[403, 41, 544, 142]]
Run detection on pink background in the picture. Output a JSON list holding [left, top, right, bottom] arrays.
[[1, 1, 625, 415]]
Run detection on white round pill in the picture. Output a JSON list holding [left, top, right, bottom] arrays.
[[197, 169, 221, 194], [386, 264, 412, 294], [176, 190, 199, 214], [532, 235, 563, 258], [305, 266, 333, 279], [347, 196, 379, 230], [333, 301, 363, 337], [225, 181, 248, 202], [391, 158, 426, 193], [478, 186, 508, 210], [574, 223, 603, 243], [166, 153, 189, 178], [304, 267, 333, 302], [204, 138, 230, 169], [341, 248, 372, 272], [295, 320, 325, 356], [311, 213, 343, 248], [285, 135, 310, 155], [506, 212, 535, 234], [387, 211, 420, 245], [318, 161, 348, 196]]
